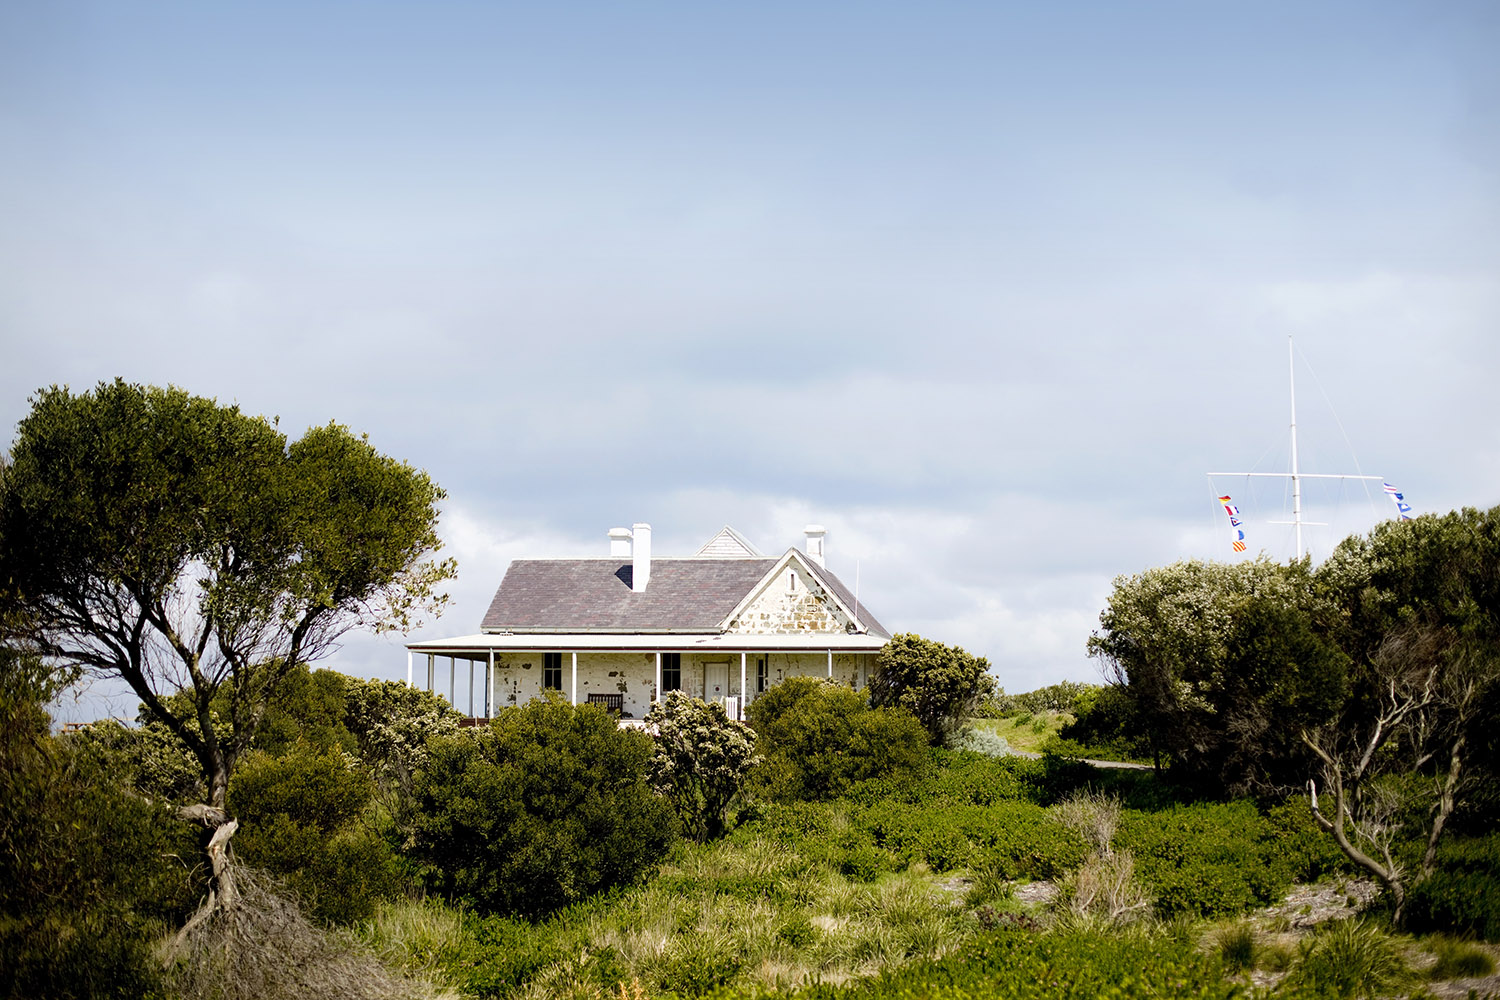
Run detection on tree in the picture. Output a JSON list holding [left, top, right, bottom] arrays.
[[409, 699, 675, 917], [869, 633, 997, 746], [0, 380, 453, 927], [1088, 557, 1349, 792], [645, 691, 759, 841], [1302, 507, 1500, 924]]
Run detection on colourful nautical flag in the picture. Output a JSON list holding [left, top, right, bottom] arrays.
[[1383, 482, 1414, 521], [1219, 494, 1247, 552]]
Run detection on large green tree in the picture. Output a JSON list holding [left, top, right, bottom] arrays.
[[1088, 557, 1349, 792], [0, 380, 453, 922]]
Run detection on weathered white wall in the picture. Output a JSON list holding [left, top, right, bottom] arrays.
[[433, 649, 874, 719]]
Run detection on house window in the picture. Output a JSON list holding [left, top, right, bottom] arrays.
[[662, 653, 682, 692], [543, 652, 563, 690], [756, 657, 767, 693]]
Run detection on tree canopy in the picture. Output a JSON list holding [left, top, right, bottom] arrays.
[[1087, 557, 1349, 793], [0, 380, 454, 808]]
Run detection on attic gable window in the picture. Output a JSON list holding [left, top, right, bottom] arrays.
[[787, 570, 797, 592]]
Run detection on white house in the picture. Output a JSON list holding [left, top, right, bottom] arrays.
[[405, 523, 891, 720]]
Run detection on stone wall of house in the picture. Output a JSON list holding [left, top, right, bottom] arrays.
[[728, 563, 850, 634]]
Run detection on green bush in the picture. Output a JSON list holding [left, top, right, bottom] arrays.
[[790, 925, 1242, 1000], [750, 680, 929, 802], [1405, 833, 1500, 941], [1119, 799, 1326, 919], [0, 651, 195, 999], [869, 633, 997, 746], [1053, 684, 1155, 762], [229, 741, 399, 924], [410, 699, 675, 917], [645, 692, 759, 841]]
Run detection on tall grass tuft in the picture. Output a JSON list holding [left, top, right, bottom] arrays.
[[1213, 922, 1258, 974], [1426, 936, 1496, 980], [1283, 918, 1412, 999], [357, 898, 464, 977]]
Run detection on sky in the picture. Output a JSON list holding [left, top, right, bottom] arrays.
[[2, 1, 1497, 722]]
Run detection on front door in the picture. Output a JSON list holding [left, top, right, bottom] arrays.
[[704, 661, 729, 702]]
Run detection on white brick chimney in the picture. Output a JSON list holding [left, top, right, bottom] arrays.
[[803, 525, 826, 567], [608, 527, 632, 557], [631, 522, 652, 592]]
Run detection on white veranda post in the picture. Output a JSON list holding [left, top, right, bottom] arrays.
[[571, 651, 578, 706], [654, 652, 662, 703]]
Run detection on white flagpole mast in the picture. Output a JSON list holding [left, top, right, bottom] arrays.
[[1288, 336, 1302, 558], [1208, 336, 1382, 560]]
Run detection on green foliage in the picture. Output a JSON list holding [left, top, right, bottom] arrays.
[[645, 692, 760, 841], [0, 647, 195, 999], [870, 632, 997, 746], [410, 699, 675, 918], [1089, 557, 1349, 793], [343, 674, 463, 798], [1054, 684, 1155, 762], [1281, 919, 1413, 999], [247, 665, 359, 757], [0, 379, 455, 811], [790, 925, 1242, 1000], [74, 715, 204, 802], [749, 679, 929, 802], [1119, 799, 1346, 919], [1405, 834, 1500, 941], [991, 680, 1101, 716], [228, 741, 399, 924]]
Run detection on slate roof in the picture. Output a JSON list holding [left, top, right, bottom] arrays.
[[480, 553, 890, 638]]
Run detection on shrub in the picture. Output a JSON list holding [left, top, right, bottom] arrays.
[[870, 633, 997, 746], [750, 680, 929, 802], [1118, 800, 1310, 919], [1054, 684, 1155, 762], [229, 741, 399, 924], [953, 726, 1011, 757], [645, 692, 759, 841], [409, 699, 675, 917], [0, 651, 195, 999], [1405, 833, 1500, 940]]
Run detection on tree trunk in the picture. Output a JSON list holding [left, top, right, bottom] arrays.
[[170, 802, 241, 951]]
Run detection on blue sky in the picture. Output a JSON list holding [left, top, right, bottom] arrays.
[[3, 2, 1497, 720]]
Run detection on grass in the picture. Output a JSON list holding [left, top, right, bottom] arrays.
[[972, 711, 1072, 754]]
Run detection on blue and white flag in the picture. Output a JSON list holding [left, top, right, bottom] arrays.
[[1383, 482, 1414, 521]]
